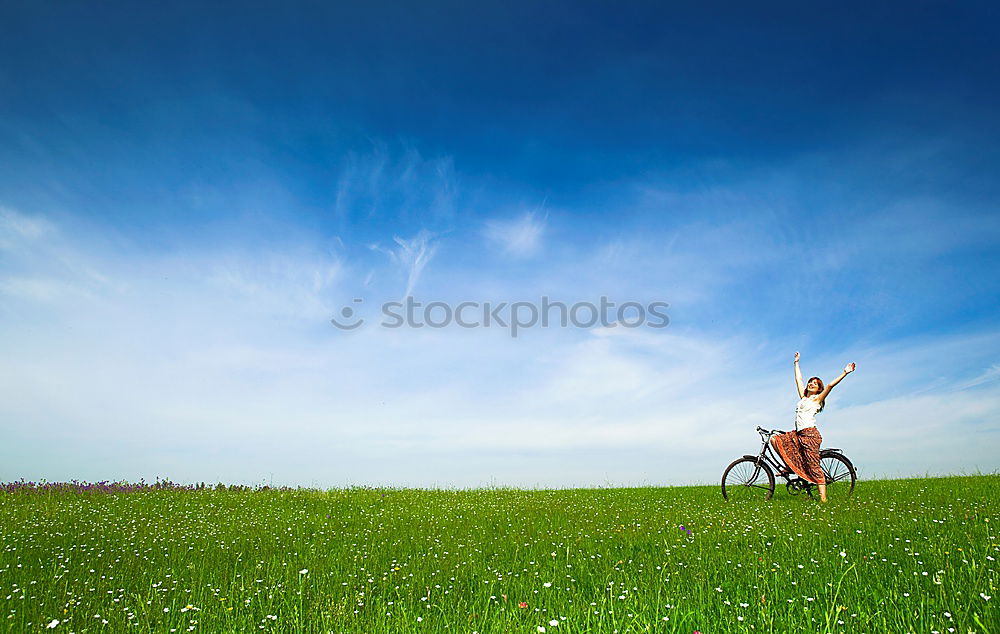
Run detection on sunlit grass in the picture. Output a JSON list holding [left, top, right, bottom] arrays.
[[1, 476, 996, 633]]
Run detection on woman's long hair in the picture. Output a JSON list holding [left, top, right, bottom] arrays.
[[805, 376, 825, 412]]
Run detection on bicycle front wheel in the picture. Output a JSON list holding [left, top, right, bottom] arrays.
[[721, 458, 775, 501], [819, 450, 856, 497]]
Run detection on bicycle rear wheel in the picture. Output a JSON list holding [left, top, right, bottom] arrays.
[[721, 458, 775, 501], [819, 450, 856, 497]]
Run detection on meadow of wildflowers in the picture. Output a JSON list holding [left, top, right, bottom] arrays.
[[0, 475, 996, 633]]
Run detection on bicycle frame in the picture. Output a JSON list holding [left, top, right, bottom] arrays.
[[747, 427, 802, 485]]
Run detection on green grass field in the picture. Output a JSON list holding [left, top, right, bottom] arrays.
[[1, 476, 997, 633]]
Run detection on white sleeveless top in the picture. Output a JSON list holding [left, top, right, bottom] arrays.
[[794, 395, 822, 431]]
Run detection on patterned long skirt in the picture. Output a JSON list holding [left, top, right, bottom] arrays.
[[770, 427, 824, 484]]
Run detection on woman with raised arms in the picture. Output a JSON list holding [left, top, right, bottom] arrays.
[[771, 352, 856, 503]]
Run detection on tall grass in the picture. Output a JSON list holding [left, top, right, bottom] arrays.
[[1, 476, 996, 633]]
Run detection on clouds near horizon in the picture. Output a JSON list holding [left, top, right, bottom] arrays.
[[2, 182, 998, 486]]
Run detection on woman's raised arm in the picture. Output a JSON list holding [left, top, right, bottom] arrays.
[[794, 352, 804, 398], [817, 362, 856, 404]]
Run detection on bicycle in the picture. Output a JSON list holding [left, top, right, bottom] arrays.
[[721, 426, 857, 501]]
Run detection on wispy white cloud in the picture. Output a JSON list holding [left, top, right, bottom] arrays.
[[0, 206, 54, 242], [0, 206, 113, 305], [484, 211, 546, 257], [333, 143, 458, 225], [954, 363, 1000, 390], [369, 229, 439, 298], [196, 247, 344, 321]]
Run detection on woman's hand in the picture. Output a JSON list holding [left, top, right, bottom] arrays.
[[844, 362, 856, 374], [793, 353, 804, 397]]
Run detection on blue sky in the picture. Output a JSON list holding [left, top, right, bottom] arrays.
[[1, 1, 998, 486]]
